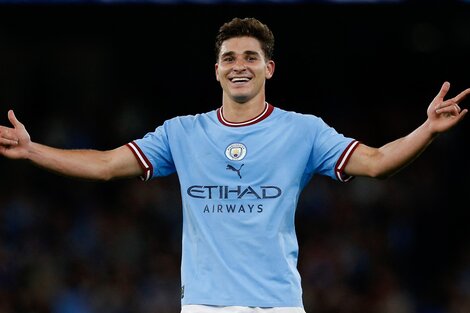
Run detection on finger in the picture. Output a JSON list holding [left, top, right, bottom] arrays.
[[435, 81, 450, 102], [452, 88, 470, 104], [435, 99, 459, 112], [436, 101, 461, 113], [453, 108, 468, 124], [436, 104, 460, 116], [0, 137, 19, 146], [7, 110, 22, 128], [0, 125, 19, 141]]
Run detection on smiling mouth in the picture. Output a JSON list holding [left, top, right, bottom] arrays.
[[230, 77, 251, 84]]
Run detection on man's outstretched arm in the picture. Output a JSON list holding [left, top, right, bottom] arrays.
[[345, 81, 469, 179], [0, 110, 143, 181]]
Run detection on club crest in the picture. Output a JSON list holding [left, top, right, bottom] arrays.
[[225, 143, 247, 161]]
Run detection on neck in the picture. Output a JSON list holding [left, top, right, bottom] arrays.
[[221, 96, 266, 123]]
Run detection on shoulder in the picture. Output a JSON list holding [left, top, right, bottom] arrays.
[[163, 110, 217, 127], [273, 107, 326, 126]]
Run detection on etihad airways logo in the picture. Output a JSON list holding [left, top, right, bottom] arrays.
[[187, 185, 282, 199]]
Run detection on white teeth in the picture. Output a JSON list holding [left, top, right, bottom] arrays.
[[231, 78, 250, 83]]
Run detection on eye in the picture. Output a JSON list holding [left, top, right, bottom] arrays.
[[247, 56, 258, 62], [222, 56, 234, 63]]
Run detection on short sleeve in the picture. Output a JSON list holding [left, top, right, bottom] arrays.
[[126, 122, 176, 181], [307, 116, 359, 182]]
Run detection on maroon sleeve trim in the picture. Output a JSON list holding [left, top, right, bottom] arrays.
[[126, 142, 153, 181], [335, 140, 360, 182]]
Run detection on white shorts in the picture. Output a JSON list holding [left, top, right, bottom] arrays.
[[181, 305, 306, 313]]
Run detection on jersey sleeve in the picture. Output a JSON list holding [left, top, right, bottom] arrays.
[[126, 122, 176, 181], [308, 116, 360, 182], [333, 140, 360, 182]]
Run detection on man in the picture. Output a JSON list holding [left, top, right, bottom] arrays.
[[0, 17, 468, 313]]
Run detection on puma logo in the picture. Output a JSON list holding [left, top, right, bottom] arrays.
[[226, 164, 244, 179]]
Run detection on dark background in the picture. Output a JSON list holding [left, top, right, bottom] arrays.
[[0, 2, 469, 313]]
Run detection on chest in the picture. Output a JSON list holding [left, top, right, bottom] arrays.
[[169, 123, 312, 184]]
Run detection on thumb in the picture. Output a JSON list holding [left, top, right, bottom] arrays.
[[8, 110, 22, 128]]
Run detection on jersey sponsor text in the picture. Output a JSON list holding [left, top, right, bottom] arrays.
[[187, 185, 281, 199]]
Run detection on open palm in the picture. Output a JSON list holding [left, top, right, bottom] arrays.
[[0, 110, 31, 159]]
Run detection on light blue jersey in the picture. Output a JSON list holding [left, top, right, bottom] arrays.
[[127, 103, 359, 308]]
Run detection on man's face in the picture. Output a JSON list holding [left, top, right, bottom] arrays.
[[215, 36, 275, 104]]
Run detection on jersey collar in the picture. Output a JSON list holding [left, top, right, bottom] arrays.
[[217, 102, 274, 127]]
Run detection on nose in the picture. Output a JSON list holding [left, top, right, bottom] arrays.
[[233, 58, 247, 71]]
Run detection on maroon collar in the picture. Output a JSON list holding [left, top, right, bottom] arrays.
[[217, 103, 274, 127]]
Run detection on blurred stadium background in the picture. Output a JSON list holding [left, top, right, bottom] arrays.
[[0, 1, 469, 313]]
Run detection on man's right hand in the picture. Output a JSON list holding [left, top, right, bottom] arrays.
[[0, 110, 31, 159], [1, 109, 143, 181]]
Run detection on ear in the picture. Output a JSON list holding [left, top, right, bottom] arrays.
[[265, 60, 275, 80], [215, 63, 220, 81]]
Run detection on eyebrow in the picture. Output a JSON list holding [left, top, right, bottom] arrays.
[[220, 50, 261, 58]]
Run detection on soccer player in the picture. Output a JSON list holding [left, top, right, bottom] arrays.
[[0, 17, 468, 313]]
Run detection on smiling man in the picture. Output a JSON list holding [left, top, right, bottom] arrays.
[[216, 35, 274, 106], [0, 17, 469, 313]]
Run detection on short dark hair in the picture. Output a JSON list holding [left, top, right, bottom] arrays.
[[215, 17, 275, 61]]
